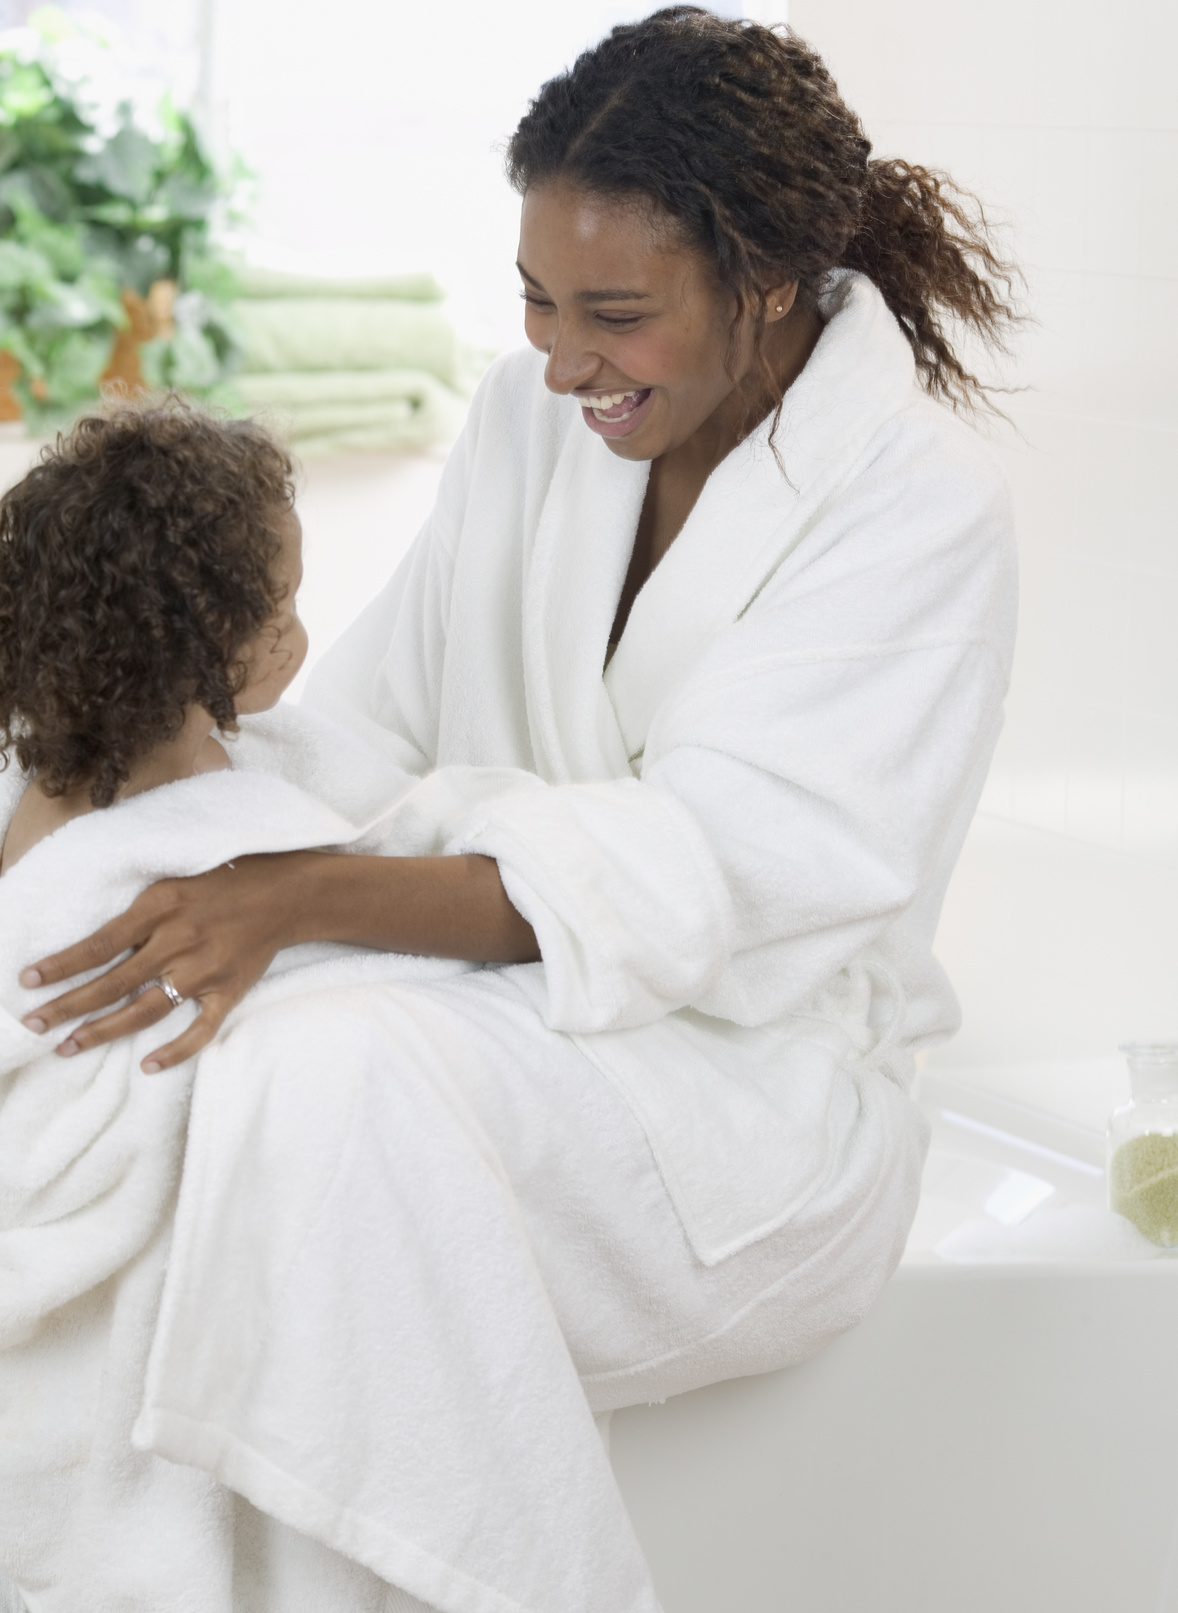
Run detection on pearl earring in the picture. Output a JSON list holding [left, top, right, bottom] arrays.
[[775, 304, 783, 312]]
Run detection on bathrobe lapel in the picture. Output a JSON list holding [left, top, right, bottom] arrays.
[[604, 271, 917, 761], [522, 417, 649, 782]]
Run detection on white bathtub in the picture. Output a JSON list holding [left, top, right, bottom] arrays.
[[611, 1067, 1178, 1613]]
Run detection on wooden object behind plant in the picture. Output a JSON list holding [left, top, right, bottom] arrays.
[[0, 279, 181, 415], [0, 354, 20, 423], [101, 282, 176, 392]]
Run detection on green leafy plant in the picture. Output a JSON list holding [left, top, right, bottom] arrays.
[[0, 8, 242, 428]]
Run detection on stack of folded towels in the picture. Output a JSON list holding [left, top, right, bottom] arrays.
[[230, 265, 482, 455]]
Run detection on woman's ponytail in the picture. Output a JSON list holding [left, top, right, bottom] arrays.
[[841, 159, 1019, 409], [508, 7, 1020, 414]]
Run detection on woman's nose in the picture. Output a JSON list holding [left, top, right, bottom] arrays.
[[543, 323, 599, 396]]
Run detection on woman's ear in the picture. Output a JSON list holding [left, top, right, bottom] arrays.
[[764, 281, 800, 322]]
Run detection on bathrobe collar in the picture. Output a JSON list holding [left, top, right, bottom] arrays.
[[521, 271, 917, 777], [521, 413, 647, 783]]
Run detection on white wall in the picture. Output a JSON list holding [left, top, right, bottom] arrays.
[[205, 0, 744, 351], [788, 0, 1178, 1063]]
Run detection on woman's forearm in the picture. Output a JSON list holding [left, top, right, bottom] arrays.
[[19, 846, 540, 1073], [287, 850, 540, 964]]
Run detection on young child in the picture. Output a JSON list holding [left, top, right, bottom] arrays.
[[0, 396, 308, 874], [0, 396, 437, 1612]]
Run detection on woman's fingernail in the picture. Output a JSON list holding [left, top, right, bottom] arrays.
[[20, 969, 43, 988], [21, 1016, 46, 1034], [56, 1038, 80, 1058], [141, 1059, 162, 1075]]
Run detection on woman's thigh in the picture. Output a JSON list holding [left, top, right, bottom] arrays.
[[372, 970, 926, 1410]]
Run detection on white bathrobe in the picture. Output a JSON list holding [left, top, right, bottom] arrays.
[[0, 270, 1015, 1613], [298, 268, 1017, 1263]]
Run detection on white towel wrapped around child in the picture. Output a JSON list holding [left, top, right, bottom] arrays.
[[0, 709, 664, 1613], [0, 726, 412, 1609]]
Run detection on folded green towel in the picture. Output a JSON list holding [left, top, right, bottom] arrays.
[[233, 368, 469, 455], [231, 264, 445, 302], [235, 299, 459, 382], [283, 420, 451, 456]]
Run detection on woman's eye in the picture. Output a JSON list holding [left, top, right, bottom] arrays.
[[518, 294, 640, 329]]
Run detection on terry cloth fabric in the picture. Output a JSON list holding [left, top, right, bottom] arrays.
[[302, 268, 1018, 1265], [229, 271, 487, 453], [233, 369, 470, 456], [230, 264, 447, 302], [0, 740, 482, 1612], [234, 300, 461, 384], [0, 727, 710, 1613], [140, 959, 923, 1613], [0, 695, 925, 1612]]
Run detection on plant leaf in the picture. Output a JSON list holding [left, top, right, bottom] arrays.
[[74, 118, 158, 206]]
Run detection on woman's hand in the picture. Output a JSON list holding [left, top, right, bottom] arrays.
[[19, 849, 538, 1074], [20, 851, 317, 1073]]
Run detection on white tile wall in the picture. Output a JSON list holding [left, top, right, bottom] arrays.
[[791, 0, 1178, 1065]]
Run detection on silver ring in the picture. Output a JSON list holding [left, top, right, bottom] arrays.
[[138, 976, 185, 1009]]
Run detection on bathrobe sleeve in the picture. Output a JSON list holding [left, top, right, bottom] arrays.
[[446, 408, 1017, 1032]]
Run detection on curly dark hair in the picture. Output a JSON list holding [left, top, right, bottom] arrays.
[[0, 396, 295, 807], [507, 7, 1019, 415]]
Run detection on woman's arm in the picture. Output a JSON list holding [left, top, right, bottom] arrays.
[[20, 852, 538, 1072]]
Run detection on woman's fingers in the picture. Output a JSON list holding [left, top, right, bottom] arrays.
[[49, 979, 229, 1073], [19, 854, 312, 1057], [20, 906, 151, 992], [20, 881, 199, 1034], [53, 987, 177, 1059], [139, 997, 229, 1074], [22, 958, 160, 1035]]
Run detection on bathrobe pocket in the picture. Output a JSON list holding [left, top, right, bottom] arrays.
[[573, 1011, 863, 1266]]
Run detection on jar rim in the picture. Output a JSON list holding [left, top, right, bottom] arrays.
[[1120, 1042, 1178, 1063]]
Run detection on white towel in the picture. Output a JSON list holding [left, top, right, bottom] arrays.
[[137, 980, 661, 1613], [0, 746, 470, 1611]]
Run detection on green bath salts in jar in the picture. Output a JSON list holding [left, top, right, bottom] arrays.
[[1109, 1132, 1178, 1245], [1108, 1044, 1178, 1248]]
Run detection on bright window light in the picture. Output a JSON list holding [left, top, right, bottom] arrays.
[[39, 1, 784, 351]]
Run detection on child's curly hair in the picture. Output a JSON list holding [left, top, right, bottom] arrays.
[[0, 396, 296, 808]]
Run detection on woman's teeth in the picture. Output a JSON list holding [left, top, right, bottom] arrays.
[[585, 391, 643, 418]]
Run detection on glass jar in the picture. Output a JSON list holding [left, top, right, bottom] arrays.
[[1108, 1044, 1178, 1247]]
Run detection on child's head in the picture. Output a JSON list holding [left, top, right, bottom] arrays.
[[0, 396, 306, 807]]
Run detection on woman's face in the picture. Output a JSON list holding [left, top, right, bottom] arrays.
[[235, 505, 309, 715], [517, 181, 775, 462]]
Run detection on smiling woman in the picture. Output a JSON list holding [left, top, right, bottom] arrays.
[[516, 194, 813, 453], [0, 9, 1020, 1613], [515, 183, 824, 638]]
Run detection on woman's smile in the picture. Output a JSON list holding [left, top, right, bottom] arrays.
[[577, 386, 655, 438]]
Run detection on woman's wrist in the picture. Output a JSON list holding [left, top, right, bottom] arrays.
[[272, 848, 393, 950]]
